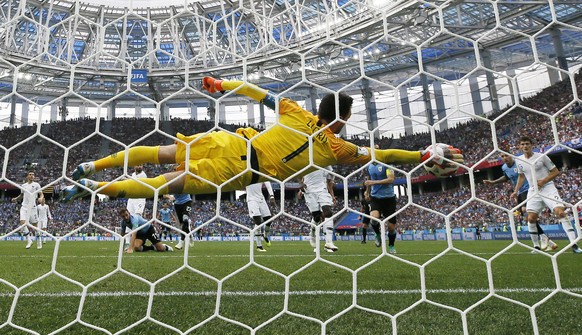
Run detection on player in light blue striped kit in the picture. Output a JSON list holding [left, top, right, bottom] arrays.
[[157, 201, 177, 241], [120, 208, 173, 253], [364, 161, 398, 254]]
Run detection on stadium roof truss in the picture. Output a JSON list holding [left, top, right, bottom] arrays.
[[0, 0, 581, 103]]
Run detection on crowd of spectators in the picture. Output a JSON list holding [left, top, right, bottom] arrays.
[[1, 70, 581, 238], [0, 196, 355, 238]]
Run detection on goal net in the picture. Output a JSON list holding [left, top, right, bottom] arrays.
[[1, 0, 581, 334]]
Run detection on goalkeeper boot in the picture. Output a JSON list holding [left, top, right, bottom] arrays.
[[72, 162, 95, 181], [375, 234, 382, 247], [175, 240, 184, 250], [389, 246, 397, 255], [530, 246, 542, 254], [573, 245, 582, 254], [257, 246, 267, 252], [263, 236, 271, 247], [324, 243, 338, 253], [164, 244, 174, 252], [60, 179, 96, 203]]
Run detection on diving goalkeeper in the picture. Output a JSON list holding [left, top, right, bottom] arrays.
[[61, 77, 463, 201]]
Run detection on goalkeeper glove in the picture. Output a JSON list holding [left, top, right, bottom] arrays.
[[420, 146, 464, 164], [202, 77, 224, 94]]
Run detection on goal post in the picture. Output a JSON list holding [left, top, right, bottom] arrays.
[[1, 1, 581, 334]]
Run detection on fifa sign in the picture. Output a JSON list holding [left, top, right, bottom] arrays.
[[131, 69, 148, 83]]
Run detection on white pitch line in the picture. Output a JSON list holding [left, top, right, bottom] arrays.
[[1, 287, 580, 298]]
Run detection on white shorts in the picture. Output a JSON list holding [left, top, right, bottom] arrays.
[[38, 219, 48, 229], [304, 191, 333, 213], [247, 199, 271, 218], [526, 185, 564, 215], [20, 206, 38, 224], [127, 200, 146, 216]]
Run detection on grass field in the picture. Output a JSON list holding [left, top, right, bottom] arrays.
[[0, 239, 581, 335]]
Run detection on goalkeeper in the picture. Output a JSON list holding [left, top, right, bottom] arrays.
[[61, 77, 464, 201]]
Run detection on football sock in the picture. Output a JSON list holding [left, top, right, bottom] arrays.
[[264, 217, 272, 239], [388, 231, 397, 247], [142, 245, 155, 251], [536, 222, 545, 236], [94, 146, 160, 171], [98, 175, 169, 198], [528, 223, 540, 247], [254, 225, 263, 247], [181, 218, 190, 236], [324, 219, 334, 244], [371, 222, 381, 236], [560, 218, 577, 243], [362, 228, 367, 242]]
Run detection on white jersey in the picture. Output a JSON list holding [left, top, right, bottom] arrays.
[[37, 204, 52, 221], [246, 182, 274, 202], [303, 166, 334, 194], [516, 152, 556, 192], [127, 171, 147, 215], [20, 181, 42, 209]]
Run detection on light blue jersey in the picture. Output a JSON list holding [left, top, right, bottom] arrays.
[[121, 214, 150, 233], [159, 208, 173, 223], [502, 161, 529, 195], [368, 163, 395, 198], [174, 194, 192, 205]]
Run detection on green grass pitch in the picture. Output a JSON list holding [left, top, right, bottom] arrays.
[[0, 239, 581, 335]]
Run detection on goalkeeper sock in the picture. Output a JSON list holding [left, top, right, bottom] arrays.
[[362, 228, 367, 242], [388, 231, 397, 247], [560, 218, 577, 243], [376, 149, 421, 164], [94, 146, 160, 171], [98, 175, 169, 198], [528, 223, 540, 247]]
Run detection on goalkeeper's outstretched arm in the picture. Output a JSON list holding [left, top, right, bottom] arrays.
[[202, 77, 278, 110]]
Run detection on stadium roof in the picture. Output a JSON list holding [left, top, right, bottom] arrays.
[[1, 0, 582, 104]]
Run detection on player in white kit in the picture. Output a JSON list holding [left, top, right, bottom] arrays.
[[11, 171, 43, 249], [299, 166, 338, 253], [36, 198, 52, 247], [125, 165, 147, 248], [246, 181, 276, 252], [511, 136, 581, 253]]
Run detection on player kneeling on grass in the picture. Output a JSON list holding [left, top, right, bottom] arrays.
[[119, 208, 174, 253]]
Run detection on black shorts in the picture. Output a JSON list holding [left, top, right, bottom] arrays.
[[175, 201, 192, 225], [370, 196, 397, 224], [517, 192, 528, 204], [161, 221, 172, 231], [362, 215, 371, 225], [136, 226, 161, 245]]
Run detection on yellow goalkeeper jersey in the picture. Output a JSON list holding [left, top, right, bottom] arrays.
[[237, 98, 376, 180]]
